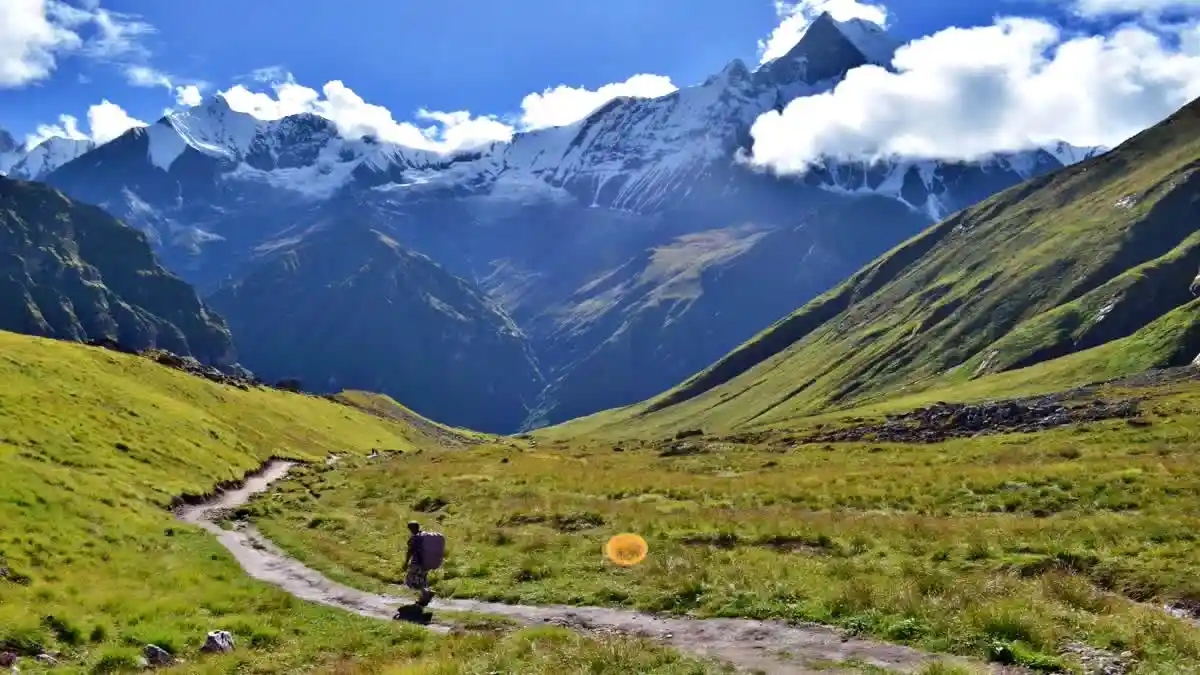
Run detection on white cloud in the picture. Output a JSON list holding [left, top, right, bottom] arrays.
[[246, 65, 288, 83], [1074, 0, 1200, 16], [79, 6, 154, 60], [221, 77, 513, 153], [0, 0, 162, 89], [759, 0, 889, 64], [25, 98, 145, 147], [220, 70, 677, 154], [0, 0, 83, 87], [26, 114, 88, 147], [125, 64, 169, 88], [517, 74, 678, 129], [747, 15, 1200, 172], [174, 84, 203, 107], [86, 99, 146, 143], [124, 64, 209, 111], [415, 109, 516, 151]]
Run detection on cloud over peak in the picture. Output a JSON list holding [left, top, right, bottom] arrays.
[[219, 70, 678, 154], [748, 9, 1200, 172], [25, 98, 145, 148], [758, 0, 889, 64]]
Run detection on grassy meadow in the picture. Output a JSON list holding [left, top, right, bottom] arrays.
[[253, 375, 1200, 674], [0, 331, 709, 674]]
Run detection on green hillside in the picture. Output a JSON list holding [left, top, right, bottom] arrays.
[[556, 95, 1200, 437], [0, 330, 702, 673]]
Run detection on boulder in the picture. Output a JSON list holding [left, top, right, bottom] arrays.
[[34, 655, 56, 666], [143, 645, 173, 667], [200, 630, 235, 654]]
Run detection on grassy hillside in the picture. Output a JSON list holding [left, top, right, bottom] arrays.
[[0, 330, 705, 673], [554, 96, 1200, 437], [255, 373, 1200, 672]]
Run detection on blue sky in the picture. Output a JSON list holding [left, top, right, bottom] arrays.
[[2, 0, 1063, 138], [2, 0, 1198, 162]]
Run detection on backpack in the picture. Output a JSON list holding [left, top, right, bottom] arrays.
[[416, 531, 446, 569]]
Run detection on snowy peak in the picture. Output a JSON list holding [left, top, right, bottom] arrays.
[[0, 129, 17, 155], [5, 137, 95, 180], [0, 129, 19, 175], [165, 94, 261, 160], [705, 58, 751, 87], [756, 11, 893, 88], [1043, 141, 1108, 166], [827, 15, 897, 66]]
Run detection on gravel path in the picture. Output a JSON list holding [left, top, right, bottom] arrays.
[[176, 460, 1017, 674]]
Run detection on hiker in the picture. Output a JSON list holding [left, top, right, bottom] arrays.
[[403, 520, 437, 607]]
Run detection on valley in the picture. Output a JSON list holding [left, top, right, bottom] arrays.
[[250, 372, 1200, 672], [0, 333, 709, 674], [0, 12, 1101, 433], [2, 3, 1200, 674]]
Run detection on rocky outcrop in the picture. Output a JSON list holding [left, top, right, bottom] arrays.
[[801, 396, 1143, 444], [0, 176, 234, 364], [142, 644, 173, 667]]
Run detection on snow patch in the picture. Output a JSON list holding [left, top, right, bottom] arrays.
[[146, 122, 188, 171], [425, 293, 470, 322], [830, 17, 898, 66], [227, 159, 358, 200]]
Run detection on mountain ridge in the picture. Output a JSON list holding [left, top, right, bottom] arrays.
[[206, 213, 545, 431], [0, 175, 235, 364], [18, 13, 1107, 430], [571, 94, 1200, 434]]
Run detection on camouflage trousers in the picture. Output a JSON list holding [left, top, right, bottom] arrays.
[[405, 563, 434, 606]]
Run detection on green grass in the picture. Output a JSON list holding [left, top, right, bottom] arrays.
[[0, 331, 711, 673], [255, 377, 1200, 673], [547, 96, 1200, 440]]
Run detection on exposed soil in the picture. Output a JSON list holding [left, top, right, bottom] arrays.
[[175, 460, 1020, 674]]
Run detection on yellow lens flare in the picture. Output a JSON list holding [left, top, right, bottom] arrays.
[[604, 533, 649, 567]]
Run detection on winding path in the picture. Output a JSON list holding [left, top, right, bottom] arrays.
[[176, 460, 1012, 674]]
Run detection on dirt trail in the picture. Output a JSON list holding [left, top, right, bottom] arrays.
[[176, 460, 1013, 674]]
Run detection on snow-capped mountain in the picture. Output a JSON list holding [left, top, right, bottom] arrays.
[[0, 129, 19, 174], [0, 130, 95, 181], [35, 12, 1109, 431], [52, 13, 1099, 222]]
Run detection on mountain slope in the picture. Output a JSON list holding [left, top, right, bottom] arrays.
[[568, 94, 1200, 434], [34, 13, 1103, 430], [206, 216, 544, 432], [0, 176, 234, 363], [0, 330, 694, 673]]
